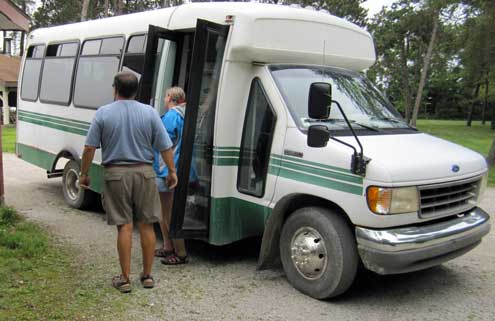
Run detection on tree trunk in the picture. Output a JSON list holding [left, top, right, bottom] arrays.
[[162, 0, 169, 8], [488, 137, 495, 167], [104, 0, 110, 17], [482, 78, 489, 125], [409, 10, 440, 127], [81, 0, 90, 21], [115, 0, 124, 15], [467, 83, 481, 127], [400, 37, 412, 121]]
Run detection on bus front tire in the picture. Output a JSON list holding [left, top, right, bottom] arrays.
[[62, 160, 96, 209], [279, 207, 358, 299]]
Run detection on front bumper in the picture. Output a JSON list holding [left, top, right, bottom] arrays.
[[355, 207, 491, 275]]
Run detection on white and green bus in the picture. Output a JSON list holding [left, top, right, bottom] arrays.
[[16, 2, 491, 299]]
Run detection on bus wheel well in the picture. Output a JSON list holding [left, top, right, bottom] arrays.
[[48, 149, 80, 178], [257, 194, 352, 270]]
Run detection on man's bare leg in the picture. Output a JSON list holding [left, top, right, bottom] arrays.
[[117, 223, 133, 280], [138, 222, 156, 276]]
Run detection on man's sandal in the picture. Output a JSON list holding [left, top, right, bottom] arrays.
[[112, 275, 131, 293], [154, 248, 175, 258], [140, 273, 155, 289], [160, 254, 189, 265]]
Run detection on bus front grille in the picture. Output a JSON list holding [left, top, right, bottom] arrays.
[[419, 176, 481, 219]]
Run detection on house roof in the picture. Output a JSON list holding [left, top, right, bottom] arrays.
[[0, 54, 20, 87], [0, 0, 30, 31]]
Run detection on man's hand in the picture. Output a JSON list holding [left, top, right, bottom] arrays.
[[79, 174, 90, 189], [80, 145, 96, 190], [166, 171, 178, 189]]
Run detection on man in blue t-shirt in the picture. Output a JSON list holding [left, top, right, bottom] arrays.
[[153, 87, 196, 265], [80, 72, 177, 293]]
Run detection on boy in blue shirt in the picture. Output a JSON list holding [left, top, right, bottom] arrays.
[[153, 87, 196, 264]]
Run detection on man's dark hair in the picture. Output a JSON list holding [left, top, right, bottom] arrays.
[[113, 72, 138, 99]]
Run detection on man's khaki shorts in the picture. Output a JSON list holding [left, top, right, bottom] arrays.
[[102, 164, 161, 225]]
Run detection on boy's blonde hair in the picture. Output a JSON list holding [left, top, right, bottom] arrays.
[[166, 87, 186, 104]]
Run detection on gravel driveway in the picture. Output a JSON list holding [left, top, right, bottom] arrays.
[[4, 153, 495, 321]]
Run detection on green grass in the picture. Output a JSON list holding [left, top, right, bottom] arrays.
[[2, 125, 16, 153], [417, 119, 495, 186], [0, 206, 127, 321]]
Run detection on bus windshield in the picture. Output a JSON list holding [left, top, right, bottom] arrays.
[[269, 65, 411, 131]]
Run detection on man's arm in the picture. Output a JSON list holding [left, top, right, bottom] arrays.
[[160, 148, 178, 189], [79, 145, 96, 188]]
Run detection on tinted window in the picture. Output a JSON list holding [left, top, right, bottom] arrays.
[[74, 56, 120, 108], [40, 42, 78, 105], [100, 37, 124, 55], [122, 35, 146, 80], [60, 43, 79, 56], [40, 58, 76, 104], [127, 35, 146, 53], [74, 37, 123, 108], [82, 40, 101, 55], [21, 44, 45, 101], [238, 79, 276, 197]]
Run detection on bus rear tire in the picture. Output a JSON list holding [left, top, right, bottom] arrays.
[[62, 160, 96, 209], [279, 207, 358, 299]]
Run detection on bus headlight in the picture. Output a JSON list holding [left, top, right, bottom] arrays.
[[478, 173, 488, 201], [367, 186, 419, 215]]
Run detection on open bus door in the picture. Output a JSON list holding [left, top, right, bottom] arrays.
[[139, 20, 230, 239]]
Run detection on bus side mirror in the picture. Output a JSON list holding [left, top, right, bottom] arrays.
[[307, 125, 329, 148], [308, 82, 332, 119]]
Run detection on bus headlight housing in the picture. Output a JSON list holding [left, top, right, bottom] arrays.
[[367, 186, 419, 215]]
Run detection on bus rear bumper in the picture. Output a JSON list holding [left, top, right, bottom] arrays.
[[355, 207, 491, 275]]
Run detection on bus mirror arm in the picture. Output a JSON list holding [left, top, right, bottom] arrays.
[[307, 99, 370, 176], [331, 99, 370, 176], [332, 100, 371, 177]]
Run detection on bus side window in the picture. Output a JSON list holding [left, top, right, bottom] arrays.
[[237, 78, 277, 197], [39, 42, 79, 105], [121, 34, 147, 81], [21, 44, 45, 102], [74, 36, 124, 109]]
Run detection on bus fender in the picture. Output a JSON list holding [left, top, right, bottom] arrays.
[[257, 195, 296, 270], [50, 148, 81, 173]]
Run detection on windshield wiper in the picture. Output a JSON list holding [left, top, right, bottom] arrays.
[[305, 118, 380, 132], [371, 116, 414, 128]]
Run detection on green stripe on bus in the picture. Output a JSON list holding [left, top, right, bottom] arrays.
[[213, 150, 240, 157], [19, 115, 88, 136], [17, 143, 104, 193], [209, 197, 269, 245], [17, 143, 57, 171], [213, 157, 239, 166], [271, 154, 354, 175], [213, 146, 240, 150], [269, 164, 363, 195], [270, 158, 362, 184], [18, 111, 90, 131], [18, 110, 91, 127]]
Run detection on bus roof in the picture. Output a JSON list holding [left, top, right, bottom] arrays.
[[28, 2, 375, 71]]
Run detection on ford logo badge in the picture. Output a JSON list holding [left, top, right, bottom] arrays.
[[452, 165, 460, 173]]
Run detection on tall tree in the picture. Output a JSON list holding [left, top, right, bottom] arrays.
[[103, 0, 110, 17], [410, 6, 440, 127], [81, 0, 90, 21], [488, 137, 495, 167], [285, 0, 368, 27], [32, 0, 82, 28], [461, 0, 495, 126]]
